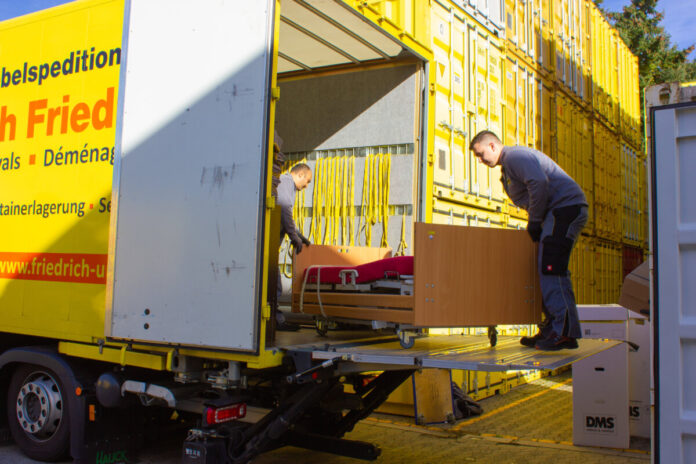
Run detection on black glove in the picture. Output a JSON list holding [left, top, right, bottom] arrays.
[[291, 236, 304, 254], [527, 221, 542, 242], [299, 233, 311, 247]]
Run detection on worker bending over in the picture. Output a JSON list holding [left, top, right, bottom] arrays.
[[275, 162, 312, 331], [278, 163, 312, 254], [469, 131, 588, 351]]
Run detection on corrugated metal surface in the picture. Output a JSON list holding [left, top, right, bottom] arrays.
[[503, 55, 540, 149], [554, 90, 594, 233], [430, 1, 506, 209], [569, 234, 595, 304], [552, 0, 590, 100], [651, 100, 696, 464], [590, 7, 620, 128], [593, 239, 622, 303], [593, 119, 622, 241], [621, 142, 647, 246], [618, 43, 641, 147], [431, 200, 506, 228]]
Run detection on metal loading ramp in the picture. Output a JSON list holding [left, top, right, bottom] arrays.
[[282, 334, 621, 372]]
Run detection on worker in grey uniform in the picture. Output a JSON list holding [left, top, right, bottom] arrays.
[[278, 163, 312, 253], [469, 131, 588, 351], [275, 163, 312, 331]]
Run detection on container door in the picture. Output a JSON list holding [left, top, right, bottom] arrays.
[[652, 102, 696, 463], [107, 0, 276, 351]]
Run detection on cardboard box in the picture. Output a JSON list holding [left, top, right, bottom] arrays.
[[574, 306, 630, 448], [618, 261, 650, 317], [575, 305, 651, 443], [573, 344, 630, 449], [628, 310, 651, 438]]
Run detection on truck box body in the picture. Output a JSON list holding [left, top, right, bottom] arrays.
[[0, 2, 633, 462], [0, 0, 124, 344], [0, 0, 646, 363]]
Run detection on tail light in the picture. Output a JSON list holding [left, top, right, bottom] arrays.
[[204, 403, 246, 425]]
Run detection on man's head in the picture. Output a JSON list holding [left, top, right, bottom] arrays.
[[290, 163, 312, 190], [469, 130, 503, 167]]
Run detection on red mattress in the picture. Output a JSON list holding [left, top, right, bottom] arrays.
[[303, 256, 414, 285]]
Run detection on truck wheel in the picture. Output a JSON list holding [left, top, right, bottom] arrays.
[[6, 365, 70, 461]]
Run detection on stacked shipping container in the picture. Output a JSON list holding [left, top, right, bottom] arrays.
[[416, 0, 645, 303], [288, 0, 646, 303]]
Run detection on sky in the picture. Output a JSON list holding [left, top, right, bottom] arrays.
[[0, 0, 693, 58]]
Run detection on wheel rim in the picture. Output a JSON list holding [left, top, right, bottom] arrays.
[[15, 372, 64, 442]]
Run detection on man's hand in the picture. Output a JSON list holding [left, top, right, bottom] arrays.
[[291, 236, 304, 254], [299, 233, 311, 247], [527, 221, 542, 242]]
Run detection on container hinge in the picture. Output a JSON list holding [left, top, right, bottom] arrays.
[[427, 153, 434, 166], [266, 196, 276, 209], [271, 87, 280, 100], [262, 304, 271, 320]]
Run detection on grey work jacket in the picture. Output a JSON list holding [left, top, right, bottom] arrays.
[[277, 173, 301, 243], [499, 146, 587, 223]]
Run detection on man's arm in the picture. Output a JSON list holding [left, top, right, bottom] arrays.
[[277, 178, 304, 250]]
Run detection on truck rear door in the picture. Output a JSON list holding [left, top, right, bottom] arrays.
[[106, 0, 276, 351]]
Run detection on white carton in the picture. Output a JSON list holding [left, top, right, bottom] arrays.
[[574, 305, 630, 448], [627, 310, 651, 438]]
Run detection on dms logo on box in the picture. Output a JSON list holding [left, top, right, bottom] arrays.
[[585, 415, 616, 433]]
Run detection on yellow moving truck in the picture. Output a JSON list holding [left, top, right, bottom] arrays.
[[0, 1, 616, 463]]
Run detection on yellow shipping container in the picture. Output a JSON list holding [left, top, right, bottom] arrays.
[[590, 8, 621, 128], [554, 90, 595, 233], [431, 199, 506, 228], [503, 55, 544, 149], [593, 120, 622, 241], [505, 0, 592, 103], [552, 0, 591, 101], [621, 143, 643, 245], [569, 234, 595, 303], [430, 1, 506, 211], [618, 42, 641, 148], [594, 239, 622, 303], [504, 0, 535, 64]]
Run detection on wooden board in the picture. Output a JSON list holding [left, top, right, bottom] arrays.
[[413, 368, 455, 424], [414, 223, 542, 327], [297, 304, 415, 324]]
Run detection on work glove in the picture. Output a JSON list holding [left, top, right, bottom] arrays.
[[527, 221, 543, 242], [299, 233, 311, 247], [291, 236, 304, 254]]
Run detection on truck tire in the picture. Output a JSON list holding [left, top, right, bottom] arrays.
[[6, 365, 70, 462]]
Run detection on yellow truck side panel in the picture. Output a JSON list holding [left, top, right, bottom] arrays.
[[0, 0, 123, 342]]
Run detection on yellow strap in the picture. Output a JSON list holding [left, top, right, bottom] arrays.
[[349, 155, 356, 246], [380, 153, 391, 248]]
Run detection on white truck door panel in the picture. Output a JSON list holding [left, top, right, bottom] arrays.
[[107, 0, 275, 351], [652, 101, 696, 463]]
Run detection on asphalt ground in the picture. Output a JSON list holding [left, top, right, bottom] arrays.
[[0, 371, 650, 464]]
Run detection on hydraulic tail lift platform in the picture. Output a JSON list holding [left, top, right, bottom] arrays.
[[201, 333, 620, 462], [280, 333, 620, 373]]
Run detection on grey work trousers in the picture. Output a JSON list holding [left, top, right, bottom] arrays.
[[538, 205, 589, 339]]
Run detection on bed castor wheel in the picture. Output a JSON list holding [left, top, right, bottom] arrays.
[[397, 329, 416, 349], [315, 318, 329, 337], [488, 326, 498, 347]]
